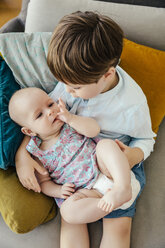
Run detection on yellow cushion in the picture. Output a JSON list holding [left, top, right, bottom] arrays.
[[0, 168, 56, 233], [120, 39, 165, 134]]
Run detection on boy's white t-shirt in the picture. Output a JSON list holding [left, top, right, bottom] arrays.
[[49, 66, 156, 160]]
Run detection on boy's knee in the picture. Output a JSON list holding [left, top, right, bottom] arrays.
[[112, 218, 131, 237]]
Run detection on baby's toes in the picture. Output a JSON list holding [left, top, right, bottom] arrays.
[[98, 199, 103, 209], [104, 203, 110, 212], [101, 202, 109, 212]]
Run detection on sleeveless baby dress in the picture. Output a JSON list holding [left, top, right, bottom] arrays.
[[26, 124, 100, 206]]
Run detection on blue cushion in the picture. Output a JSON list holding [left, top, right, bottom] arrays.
[[0, 56, 24, 169]]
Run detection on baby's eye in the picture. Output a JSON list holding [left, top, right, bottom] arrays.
[[48, 102, 54, 107], [36, 112, 42, 119]]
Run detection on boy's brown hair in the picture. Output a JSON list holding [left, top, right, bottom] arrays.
[[47, 11, 124, 85]]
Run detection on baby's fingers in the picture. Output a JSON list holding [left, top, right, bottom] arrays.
[[62, 190, 74, 199], [58, 98, 66, 110], [58, 98, 65, 106], [64, 183, 75, 188], [64, 186, 75, 193]]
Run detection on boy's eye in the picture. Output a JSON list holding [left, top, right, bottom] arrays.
[[73, 87, 81, 90], [48, 102, 54, 107], [36, 112, 42, 119]]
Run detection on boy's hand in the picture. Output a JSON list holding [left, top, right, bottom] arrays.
[[16, 158, 48, 193], [115, 139, 144, 168], [57, 98, 73, 124], [60, 183, 75, 199]]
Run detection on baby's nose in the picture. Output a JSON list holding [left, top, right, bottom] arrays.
[[47, 108, 54, 116]]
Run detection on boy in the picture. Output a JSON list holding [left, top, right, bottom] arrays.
[[16, 11, 155, 248]]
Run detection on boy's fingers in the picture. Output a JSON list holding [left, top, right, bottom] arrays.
[[27, 177, 41, 192], [34, 164, 48, 175], [115, 139, 126, 151], [20, 179, 29, 189], [115, 139, 126, 147]]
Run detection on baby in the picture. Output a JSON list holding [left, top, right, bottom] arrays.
[[9, 87, 140, 214]]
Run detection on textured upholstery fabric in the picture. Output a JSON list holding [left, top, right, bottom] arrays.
[[25, 0, 165, 50], [120, 39, 165, 133], [0, 167, 56, 233], [0, 55, 23, 169]]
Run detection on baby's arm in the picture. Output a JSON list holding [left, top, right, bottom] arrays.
[[35, 159, 75, 198], [15, 136, 48, 192], [58, 98, 100, 137]]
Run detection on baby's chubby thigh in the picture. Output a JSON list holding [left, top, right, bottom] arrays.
[[60, 188, 102, 223], [95, 138, 118, 178]]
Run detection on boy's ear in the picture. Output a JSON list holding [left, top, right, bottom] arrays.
[[104, 67, 116, 79], [21, 127, 37, 137]]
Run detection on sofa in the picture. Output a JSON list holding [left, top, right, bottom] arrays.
[[0, 0, 165, 247]]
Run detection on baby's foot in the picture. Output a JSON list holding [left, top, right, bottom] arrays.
[[98, 184, 132, 213]]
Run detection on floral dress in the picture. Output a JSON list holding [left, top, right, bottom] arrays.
[[26, 124, 100, 206]]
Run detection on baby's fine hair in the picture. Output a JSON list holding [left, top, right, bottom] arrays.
[[47, 11, 124, 85]]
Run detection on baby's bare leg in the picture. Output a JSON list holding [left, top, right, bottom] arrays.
[[96, 139, 132, 212], [60, 188, 108, 224]]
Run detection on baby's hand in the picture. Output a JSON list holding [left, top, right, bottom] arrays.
[[57, 98, 73, 124], [60, 183, 75, 199]]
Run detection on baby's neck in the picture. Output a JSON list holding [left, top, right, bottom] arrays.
[[39, 132, 60, 151]]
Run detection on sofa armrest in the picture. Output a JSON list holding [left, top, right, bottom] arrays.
[[0, 0, 29, 33]]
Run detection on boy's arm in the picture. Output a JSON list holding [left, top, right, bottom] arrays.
[[115, 139, 144, 168], [117, 102, 156, 167], [15, 136, 48, 192], [58, 98, 100, 137]]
